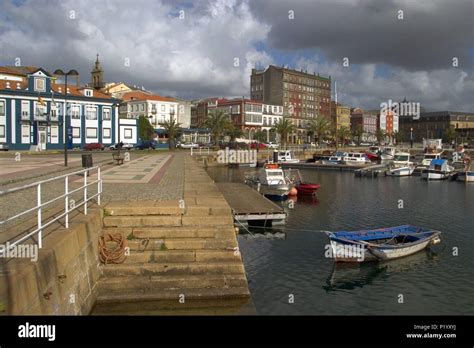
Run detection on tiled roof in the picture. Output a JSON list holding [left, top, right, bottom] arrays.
[[0, 66, 42, 76], [121, 91, 177, 102], [0, 80, 115, 100]]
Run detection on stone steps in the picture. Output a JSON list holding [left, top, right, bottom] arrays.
[[102, 261, 245, 277], [96, 156, 250, 304], [97, 286, 251, 304], [102, 226, 236, 239], [98, 274, 248, 292], [121, 249, 241, 264]]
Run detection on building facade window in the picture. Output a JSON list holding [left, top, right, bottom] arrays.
[[21, 101, 30, 119], [34, 77, 46, 92], [21, 125, 30, 141], [70, 104, 80, 119], [0, 125, 5, 137], [86, 106, 97, 120], [124, 128, 133, 139], [86, 127, 97, 138], [102, 108, 111, 120], [0, 101, 5, 116], [72, 127, 81, 138], [103, 128, 111, 138]]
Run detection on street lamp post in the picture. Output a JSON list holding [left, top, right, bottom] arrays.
[[410, 127, 414, 148], [54, 69, 79, 167]]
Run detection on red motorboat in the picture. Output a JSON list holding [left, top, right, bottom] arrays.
[[296, 183, 321, 195], [365, 151, 379, 162]]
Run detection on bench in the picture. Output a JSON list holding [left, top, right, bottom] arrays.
[[112, 150, 125, 165]]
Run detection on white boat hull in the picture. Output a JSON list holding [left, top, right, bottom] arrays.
[[387, 166, 415, 177], [330, 238, 434, 262], [456, 171, 474, 182], [421, 170, 450, 180]]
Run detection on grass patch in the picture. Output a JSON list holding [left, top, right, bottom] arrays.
[[160, 243, 168, 251], [127, 233, 135, 240], [103, 209, 111, 216]]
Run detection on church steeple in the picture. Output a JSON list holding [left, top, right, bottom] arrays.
[[91, 53, 104, 90]]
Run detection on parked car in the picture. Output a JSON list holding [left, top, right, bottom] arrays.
[[108, 142, 134, 150], [348, 141, 357, 146], [250, 142, 268, 149], [266, 142, 279, 149], [134, 140, 156, 150], [83, 143, 105, 151], [179, 142, 200, 149], [0, 143, 9, 151]]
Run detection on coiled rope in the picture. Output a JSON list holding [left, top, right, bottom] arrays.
[[99, 233, 127, 264]]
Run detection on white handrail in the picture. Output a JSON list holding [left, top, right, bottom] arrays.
[[0, 166, 102, 251]]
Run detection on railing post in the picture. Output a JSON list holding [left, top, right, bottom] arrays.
[[200, 147, 202, 155], [207, 147, 209, 155], [37, 183, 42, 248], [97, 167, 101, 206], [65, 176, 69, 228], [84, 170, 88, 215], [191, 147, 193, 156]]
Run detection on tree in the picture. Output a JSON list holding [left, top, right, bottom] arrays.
[[254, 130, 267, 143], [225, 126, 243, 142], [306, 117, 332, 146], [443, 126, 457, 144], [162, 118, 181, 150], [375, 129, 387, 145], [336, 126, 351, 149], [393, 130, 404, 145], [138, 115, 155, 141], [351, 125, 364, 144], [272, 117, 296, 149], [205, 109, 232, 146]]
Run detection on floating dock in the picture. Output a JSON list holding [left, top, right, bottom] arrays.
[[280, 162, 370, 171], [216, 183, 286, 227]]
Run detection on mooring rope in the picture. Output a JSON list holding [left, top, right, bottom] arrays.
[[99, 233, 127, 264]]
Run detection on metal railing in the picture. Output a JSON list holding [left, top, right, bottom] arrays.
[[0, 166, 102, 250], [190, 147, 211, 156]]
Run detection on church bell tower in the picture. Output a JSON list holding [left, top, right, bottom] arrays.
[[91, 54, 105, 90]]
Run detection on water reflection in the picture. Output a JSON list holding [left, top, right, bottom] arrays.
[[324, 249, 440, 293]]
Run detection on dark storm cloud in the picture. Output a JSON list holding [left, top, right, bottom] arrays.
[[248, 0, 474, 71]]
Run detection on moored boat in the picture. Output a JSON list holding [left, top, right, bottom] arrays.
[[321, 151, 347, 165], [386, 152, 415, 177], [380, 146, 396, 160], [343, 152, 370, 165], [244, 163, 293, 200], [284, 168, 321, 195], [421, 159, 455, 180], [326, 225, 441, 262]]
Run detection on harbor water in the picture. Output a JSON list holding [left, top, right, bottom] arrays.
[[206, 166, 474, 315]]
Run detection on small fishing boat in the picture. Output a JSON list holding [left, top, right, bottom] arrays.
[[343, 152, 370, 165], [419, 151, 443, 168], [456, 155, 473, 182], [284, 169, 321, 195], [244, 163, 293, 200], [365, 146, 382, 162], [380, 146, 396, 160], [321, 151, 347, 165], [277, 150, 299, 164], [326, 225, 441, 262], [386, 152, 415, 177], [421, 159, 455, 180]]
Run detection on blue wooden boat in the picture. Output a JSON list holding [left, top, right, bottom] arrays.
[[327, 225, 441, 262]]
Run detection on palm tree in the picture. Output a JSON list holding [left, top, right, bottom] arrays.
[[272, 118, 296, 149], [225, 125, 243, 142], [205, 109, 231, 146], [375, 129, 387, 145], [351, 124, 364, 144], [336, 126, 351, 149], [162, 118, 181, 150], [393, 130, 404, 145], [307, 117, 332, 146]]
